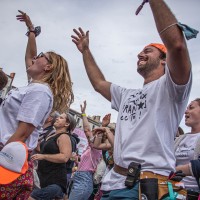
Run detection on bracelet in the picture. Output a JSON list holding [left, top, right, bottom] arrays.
[[26, 26, 41, 37], [159, 23, 178, 35], [81, 113, 86, 117], [27, 24, 35, 31]]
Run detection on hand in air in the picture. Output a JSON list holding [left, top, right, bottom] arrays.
[[16, 10, 34, 30], [80, 100, 87, 114], [102, 113, 111, 127], [71, 27, 89, 53]]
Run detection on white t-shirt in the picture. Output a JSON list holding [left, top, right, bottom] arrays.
[[175, 133, 200, 191], [101, 66, 192, 191], [0, 83, 53, 150]]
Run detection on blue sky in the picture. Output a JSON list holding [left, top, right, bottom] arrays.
[[1, 0, 199, 132]]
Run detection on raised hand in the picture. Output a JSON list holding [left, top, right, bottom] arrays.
[[102, 113, 111, 127], [71, 27, 89, 53], [93, 127, 106, 136], [16, 10, 34, 30], [80, 100, 87, 114]]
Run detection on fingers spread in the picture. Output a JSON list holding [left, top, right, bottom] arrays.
[[71, 35, 79, 41], [73, 28, 82, 38], [79, 27, 85, 36], [18, 10, 24, 14]]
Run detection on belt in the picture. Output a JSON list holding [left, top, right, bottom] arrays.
[[114, 165, 170, 181], [113, 164, 129, 176], [140, 171, 168, 181]]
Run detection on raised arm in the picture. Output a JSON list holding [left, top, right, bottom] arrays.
[[149, 0, 191, 85], [71, 28, 111, 101], [16, 10, 37, 82], [80, 101, 93, 141], [102, 113, 111, 127], [93, 127, 113, 150]]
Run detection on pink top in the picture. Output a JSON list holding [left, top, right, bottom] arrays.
[[78, 144, 102, 172]]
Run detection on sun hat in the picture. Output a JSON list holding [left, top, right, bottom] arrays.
[[0, 141, 28, 184], [145, 43, 167, 54]]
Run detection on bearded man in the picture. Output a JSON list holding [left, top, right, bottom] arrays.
[[71, 1, 192, 199]]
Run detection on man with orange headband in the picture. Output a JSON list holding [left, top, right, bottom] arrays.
[[71, 0, 192, 199]]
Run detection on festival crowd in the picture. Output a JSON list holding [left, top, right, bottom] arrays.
[[0, 0, 199, 199]]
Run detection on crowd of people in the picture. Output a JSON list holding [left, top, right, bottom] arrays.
[[0, 0, 199, 199]]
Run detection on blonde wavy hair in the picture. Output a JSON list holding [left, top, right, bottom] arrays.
[[40, 51, 74, 113]]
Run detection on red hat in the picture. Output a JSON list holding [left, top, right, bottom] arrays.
[[145, 43, 167, 54], [0, 141, 28, 184]]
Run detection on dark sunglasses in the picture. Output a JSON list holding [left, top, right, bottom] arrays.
[[35, 52, 51, 63]]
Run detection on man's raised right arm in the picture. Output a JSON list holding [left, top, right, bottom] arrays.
[[71, 28, 111, 101]]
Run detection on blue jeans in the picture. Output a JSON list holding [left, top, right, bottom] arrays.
[[31, 184, 64, 200], [69, 171, 93, 200], [101, 182, 139, 200]]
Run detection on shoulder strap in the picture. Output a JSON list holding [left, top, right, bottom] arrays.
[[50, 132, 67, 142], [174, 134, 188, 151], [43, 127, 55, 141]]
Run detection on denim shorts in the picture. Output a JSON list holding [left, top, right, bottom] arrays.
[[101, 182, 139, 200], [31, 184, 64, 200], [69, 171, 93, 200]]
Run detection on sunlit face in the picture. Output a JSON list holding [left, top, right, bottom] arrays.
[[54, 113, 69, 129], [185, 101, 200, 128], [137, 46, 162, 76], [27, 52, 51, 79]]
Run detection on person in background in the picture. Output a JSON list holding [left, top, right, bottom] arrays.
[[0, 10, 74, 199], [91, 115, 114, 200], [175, 98, 200, 193], [38, 111, 60, 145], [71, 0, 192, 198], [29, 112, 73, 200], [68, 100, 103, 200], [32, 111, 60, 190]]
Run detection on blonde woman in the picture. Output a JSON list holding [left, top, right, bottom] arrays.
[[0, 11, 73, 199]]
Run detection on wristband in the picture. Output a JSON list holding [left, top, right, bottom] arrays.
[[81, 113, 86, 117], [26, 26, 41, 37]]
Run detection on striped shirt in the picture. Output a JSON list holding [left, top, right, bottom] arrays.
[[38, 125, 55, 143]]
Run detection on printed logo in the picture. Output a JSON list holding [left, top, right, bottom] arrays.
[[0, 152, 14, 163], [120, 90, 147, 123]]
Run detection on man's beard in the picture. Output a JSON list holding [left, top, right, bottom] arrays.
[[137, 57, 160, 77]]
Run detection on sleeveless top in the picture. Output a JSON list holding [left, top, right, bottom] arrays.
[[37, 133, 69, 192]]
